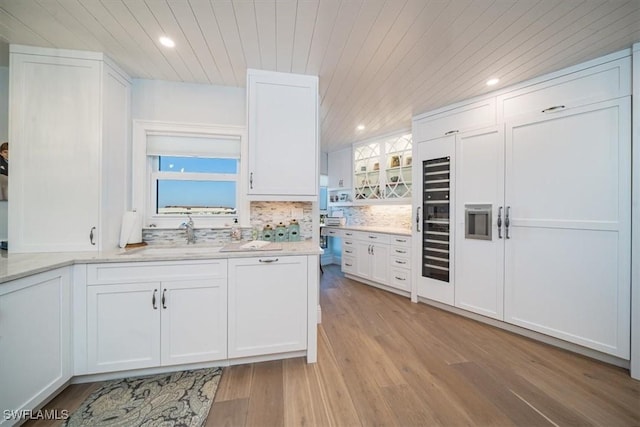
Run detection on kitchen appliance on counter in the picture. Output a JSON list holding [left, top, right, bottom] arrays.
[[325, 217, 346, 226]]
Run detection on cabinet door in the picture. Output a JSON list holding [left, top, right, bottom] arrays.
[[160, 279, 227, 366], [355, 241, 372, 279], [328, 147, 352, 189], [247, 70, 318, 197], [370, 243, 389, 284], [87, 283, 161, 373], [10, 53, 101, 252], [0, 268, 71, 418], [455, 126, 505, 320], [504, 99, 631, 358], [228, 256, 307, 358]]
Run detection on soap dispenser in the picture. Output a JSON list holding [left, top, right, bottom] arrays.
[[231, 218, 242, 240]]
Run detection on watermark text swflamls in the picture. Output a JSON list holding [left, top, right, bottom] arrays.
[[3, 409, 70, 421]]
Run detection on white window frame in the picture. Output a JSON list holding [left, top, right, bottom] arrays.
[[133, 120, 248, 229]]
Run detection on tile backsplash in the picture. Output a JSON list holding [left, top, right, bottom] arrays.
[[250, 201, 313, 239], [330, 204, 412, 229], [143, 201, 313, 245]]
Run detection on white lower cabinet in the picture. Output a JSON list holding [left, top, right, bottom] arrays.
[[228, 256, 308, 358], [87, 282, 161, 373], [342, 231, 411, 294], [355, 241, 389, 284], [0, 268, 71, 426], [86, 261, 228, 374], [161, 279, 227, 366]]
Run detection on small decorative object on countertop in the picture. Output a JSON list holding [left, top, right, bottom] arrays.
[[288, 219, 301, 241], [262, 224, 275, 241], [275, 222, 288, 242]]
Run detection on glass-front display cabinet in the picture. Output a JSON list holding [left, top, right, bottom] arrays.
[[353, 133, 412, 202]]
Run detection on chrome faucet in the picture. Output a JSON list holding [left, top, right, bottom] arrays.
[[179, 215, 196, 244]]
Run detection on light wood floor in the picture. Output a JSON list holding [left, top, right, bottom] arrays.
[[28, 265, 640, 426]]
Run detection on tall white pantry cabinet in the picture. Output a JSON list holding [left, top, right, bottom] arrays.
[[9, 45, 131, 253], [412, 50, 632, 361]]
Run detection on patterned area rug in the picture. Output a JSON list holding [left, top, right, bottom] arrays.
[[64, 367, 223, 427]]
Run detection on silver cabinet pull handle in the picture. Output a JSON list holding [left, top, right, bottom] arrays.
[[250, 172, 254, 189], [368, 235, 377, 239], [542, 105, 565, 113], [90, 226, 96, 245], [395, 250, 406, 254], [505, 206, 511, 239], [152, 289, 157, 310], [162, 289, 167, 309], [345, 263, 352, 267], [371, 245, 374, 255], [259, 258, 279, 263], [444, 129, 459, 136], [497, 207, 503, 239], [395, 276, 406, 281], [396, 260, 407, 265], [416, 207, 421, 232]]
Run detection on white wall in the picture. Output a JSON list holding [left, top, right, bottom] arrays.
[[0, 66, 8, 140], [0, 66, 8, 241], [631, 42, 639, 380], [132, 79, 245, 125]]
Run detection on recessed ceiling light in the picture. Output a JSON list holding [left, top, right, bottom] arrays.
[[159, 36, 175, 48], [356, 124, 365, 131], [486, 78, 500, 86]]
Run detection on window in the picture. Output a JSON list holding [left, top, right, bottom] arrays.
[[153, 156, 238, 216], [133, 121, 247, 229]]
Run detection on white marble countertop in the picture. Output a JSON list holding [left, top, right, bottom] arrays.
[[0, 241, 322, 284], [320, 224, 411, 236]]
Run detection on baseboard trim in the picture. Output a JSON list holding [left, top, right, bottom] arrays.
[[72, 350, 309, 384], [417, 296, 630, 369], [344, 273, 410, 299]]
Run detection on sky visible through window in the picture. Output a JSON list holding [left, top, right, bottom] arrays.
[[157, 157, 237, 211]]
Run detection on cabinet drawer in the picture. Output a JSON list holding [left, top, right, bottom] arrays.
[[499, 57, 630, 120], [342, 230, 357, 239], [343, 239, 356, 248], [391, 246, 410, 257], [390, 256, 410, 269], [343, 246, 356, 257], [362, 233, 390, 244], [413, 98, 496, 142], [342, 256, 356, 274], [321, 227, 342, 237], [389, 268, 411, 291], [87, 260, 228, 284], [390, 235, 411, 247]]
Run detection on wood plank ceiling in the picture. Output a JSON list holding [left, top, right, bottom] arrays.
[[0, 0, 639, 152]]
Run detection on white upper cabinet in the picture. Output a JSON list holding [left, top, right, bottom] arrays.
[[247, 69, 318, 200], [328, 147, 352, 190], [9, 45, 130, 253], [413, 98, 496, 143], [498, 55, 631, 121]]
